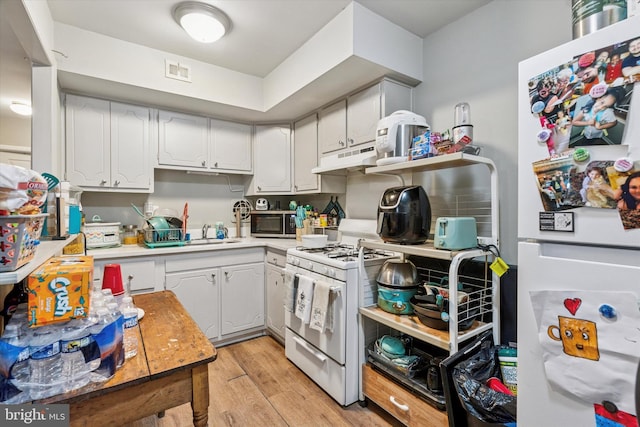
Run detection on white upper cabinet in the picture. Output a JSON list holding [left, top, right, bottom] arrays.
[[157, 110, 252, 174], [293, 114, 319, 192], [293, 114, 345, 194], [66, 94, 152, 192], [318, 79, 412, 157], [318, 99, 347, 155], [157, 110, 208, 169], [209, 119, 252, 173], [250, 125, 292, 194], [346, 83, 381, 147]]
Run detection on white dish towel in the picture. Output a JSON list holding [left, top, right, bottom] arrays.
[[283, 270, 298, 313], [295, 275, 314, 324], [310, 280, 332, 332]]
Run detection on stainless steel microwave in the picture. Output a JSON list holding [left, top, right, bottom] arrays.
[[250, 210, 297, 238]]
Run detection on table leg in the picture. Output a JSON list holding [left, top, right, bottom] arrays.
[[191, 364, 210, 427]]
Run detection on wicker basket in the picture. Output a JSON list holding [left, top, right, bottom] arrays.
[[0, 214, 47, 272]]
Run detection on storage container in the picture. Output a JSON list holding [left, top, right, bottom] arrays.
[[0, 214, 47, 272]]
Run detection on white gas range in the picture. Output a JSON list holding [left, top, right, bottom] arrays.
[[284, 219, 397, 406]]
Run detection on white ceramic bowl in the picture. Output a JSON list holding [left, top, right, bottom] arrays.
[[301, 234, 328, 248]]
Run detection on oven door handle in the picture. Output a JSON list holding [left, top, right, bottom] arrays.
[[292, 335, 327, 363]]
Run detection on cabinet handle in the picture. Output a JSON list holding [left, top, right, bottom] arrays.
[[100, 180, 107, 185], [339, 140, 345, 146], [210, 273, 216, 283], [347, 138, 354, 144], [214, 162, 218, 167], [113, 180, 120, 186], [257, 186, 262, 191], [127, 275, 134, 294], [294, 185, 298, 191], [389, 396, 409, 412], [202, 160, 206, 167]]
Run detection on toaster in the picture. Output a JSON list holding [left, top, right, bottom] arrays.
[[434, 217, 477, 250]]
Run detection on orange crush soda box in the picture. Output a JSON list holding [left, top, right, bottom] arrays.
[[27, 256, 93, 327]]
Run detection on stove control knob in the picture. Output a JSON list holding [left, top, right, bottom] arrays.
[[327, 267, 336, 277], [290, 257, 299, 266], [309, 263, 314, 271]]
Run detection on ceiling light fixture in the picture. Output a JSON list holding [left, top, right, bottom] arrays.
[[173, 1, 230, 43], [9, 102, 32, 116]]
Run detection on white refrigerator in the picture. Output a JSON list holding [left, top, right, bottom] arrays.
[[517, 15, 640, 427]]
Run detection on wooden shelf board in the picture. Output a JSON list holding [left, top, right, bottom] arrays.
[[359, 305, 490, 351]]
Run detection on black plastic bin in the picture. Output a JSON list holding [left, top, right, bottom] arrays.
[[440, 331, 517, 427]]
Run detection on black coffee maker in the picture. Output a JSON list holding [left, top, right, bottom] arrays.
[[377, 185, 431, 244]]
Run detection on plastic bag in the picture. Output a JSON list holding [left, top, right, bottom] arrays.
[[452, 341, 517, 424]]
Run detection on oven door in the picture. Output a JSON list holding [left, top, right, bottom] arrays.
[[284, 267, 346, 364]]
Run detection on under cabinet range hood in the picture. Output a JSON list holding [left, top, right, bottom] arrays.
[[312, 142, 377, 174]]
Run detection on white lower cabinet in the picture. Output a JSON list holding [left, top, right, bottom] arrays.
[[221, 263, 265, 335], [164, 248, 265, 343], [265, 247, 287, 343], [94, 258, 164, 295], [165, 267, 221, 340]]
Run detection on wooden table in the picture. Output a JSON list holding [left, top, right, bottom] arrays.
[[39, 291, 217, 426]]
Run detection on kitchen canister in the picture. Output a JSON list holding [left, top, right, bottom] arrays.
[[121, 225, 138, 245], [571, 0, 627, 39]]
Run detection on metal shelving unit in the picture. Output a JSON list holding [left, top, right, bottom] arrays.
[[360, 153, 501, 353]]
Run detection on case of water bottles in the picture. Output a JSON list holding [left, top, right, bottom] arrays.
[[0, 279, 139, 403]]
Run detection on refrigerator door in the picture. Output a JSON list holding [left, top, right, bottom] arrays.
[[518, 15, 640, 248], [518, 241, 640, 427]]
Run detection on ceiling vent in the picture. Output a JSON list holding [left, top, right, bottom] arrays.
[[165, 59, 192, 82]]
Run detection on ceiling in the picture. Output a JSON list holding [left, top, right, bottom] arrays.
[[1, 0, 491, 134], [46, 0, 491, 78]]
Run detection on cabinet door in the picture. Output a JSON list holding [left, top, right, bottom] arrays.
[[293, 114, 319, 192], [165, 268, 220, 340], [209, 119, 252, 173], [158, 110, 208, 168], [253, 125, 291, 193], [110, 102, 151, 190], [66, 95, 110, 187], [318, 99, 347, 155], [265, 263, 286, 341], [347, 83, 381, 147], [221, 263, 264, 335]]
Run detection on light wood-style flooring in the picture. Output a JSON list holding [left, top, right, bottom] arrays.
[[126, 335, 402, 427]]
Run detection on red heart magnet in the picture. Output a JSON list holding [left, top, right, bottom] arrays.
[[564, 298, 582, 316]]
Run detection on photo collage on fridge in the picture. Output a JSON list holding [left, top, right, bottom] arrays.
[[527, 35, 640, 230]]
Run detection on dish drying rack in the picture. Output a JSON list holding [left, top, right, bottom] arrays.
[[142, 226, 186, 248]]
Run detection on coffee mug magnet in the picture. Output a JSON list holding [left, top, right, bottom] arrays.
[[548, 315, 600, 361]]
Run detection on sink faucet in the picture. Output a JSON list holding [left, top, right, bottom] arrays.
[[202, 224, 210, 239]]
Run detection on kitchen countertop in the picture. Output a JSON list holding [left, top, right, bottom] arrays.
[[87, 237, 299, 259]]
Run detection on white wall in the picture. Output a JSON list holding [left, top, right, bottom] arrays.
[[346, 0, 573, 264]]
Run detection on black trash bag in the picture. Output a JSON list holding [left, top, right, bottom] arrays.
[[452, 341, 517, 424]]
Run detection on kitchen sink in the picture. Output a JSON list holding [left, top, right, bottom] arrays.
[[187, 238, 240, 246]]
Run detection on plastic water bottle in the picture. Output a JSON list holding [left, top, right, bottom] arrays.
[[106, 302, 125, 369], [59, 318, 100, 392], [90, 307, 117, 382], [119, 297, 138, 359], [28, 325, 64, 399], [0, 323, 31, 403]]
